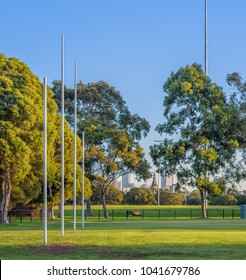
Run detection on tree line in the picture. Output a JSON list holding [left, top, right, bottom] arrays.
[[0, 54, 151, 223], [1, 55, 246, 223], [89, 186, 246, 206]]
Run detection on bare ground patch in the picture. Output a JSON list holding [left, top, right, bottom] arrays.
[[27, 244, 110, 255], [27, 244, 186, 259]]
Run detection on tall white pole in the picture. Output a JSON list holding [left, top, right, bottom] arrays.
[[157, 170, 160, 206], [204, 0, 208, 212], [61, 34, 65, 236], [43, 78, 48, 245], [82, 131, 85, 229], [73, 62, 77, 231], [205, 0, 208, 76]]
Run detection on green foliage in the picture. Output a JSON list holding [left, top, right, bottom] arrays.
[[158, 189, 184, 205], [125, 187, 157, 205], [52, 80, 151, 217], [186, 192, 202, 205], [234, 194, 246, 205], [0, 54, 92, 222], [91, 184, 123, 205], [225, 72, 246, 183], [210, 194, 238, 206], [0, 54, 46, 212], [150, 64, 241, 217]]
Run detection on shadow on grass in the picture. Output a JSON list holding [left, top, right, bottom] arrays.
[[1, 243, 246, 260]]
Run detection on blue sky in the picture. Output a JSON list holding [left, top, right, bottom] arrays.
[[1, 0, 246, 173]]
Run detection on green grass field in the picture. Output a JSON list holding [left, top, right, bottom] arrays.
[[1, 205, 246, 260]]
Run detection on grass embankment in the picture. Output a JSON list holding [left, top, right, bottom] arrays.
[[1, 206, 246, 260]]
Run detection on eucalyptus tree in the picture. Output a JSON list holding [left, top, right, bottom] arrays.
[[150, 64, 240, 218], [223, 72, 246, 187], [53, 80, 152, 218]]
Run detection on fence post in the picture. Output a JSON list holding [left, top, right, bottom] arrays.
[[126, 209, 129, 221], [190, 209, 192, 219], [174, 209, 176, 219], [98, 210, 100, 221], [142, 210, 144, 220], [158, 209, 161, 220], [232, 209, 234, 219], [222, 209, 225, 219], [112, 210, 114, 221]]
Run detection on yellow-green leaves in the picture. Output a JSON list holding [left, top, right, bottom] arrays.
[[197, 146, 218, 161], [196, 176, 221, 195], [228, 139, 239, 148], [0, 75, 13, 91], [177, 145, 186, 155], [181, 81, 193, 95], [212, 104, 220, 111]]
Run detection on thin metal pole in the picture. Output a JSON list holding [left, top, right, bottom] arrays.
[[157, 170, 160, 206], [61, 33, 65, 236], [205, 0, 208, 76], [73, 62, 77, 231], [82, 131, 85, 229], [43, 78, 47, 245], [204, 0, 208, 213]]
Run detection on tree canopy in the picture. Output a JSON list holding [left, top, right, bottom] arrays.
[[125, 187, 157, 205], [0, 54, 47, 223], [0, 54, 91, 223], [52, 80, 152, 217], [150, 64, 241, 218]]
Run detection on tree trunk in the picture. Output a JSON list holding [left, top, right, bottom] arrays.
[[86, 200, 92, 217], [102, 192, 109, 218], [201, 191, 207, 218], [58, 201, 62, 218], [0, 174, 12, 224], [47, 204, 56, 219]]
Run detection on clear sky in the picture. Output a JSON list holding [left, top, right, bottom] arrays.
[[1, 0, 246, 175]]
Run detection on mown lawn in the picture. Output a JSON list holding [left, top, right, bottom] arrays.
[[1, 217, 246, 260]]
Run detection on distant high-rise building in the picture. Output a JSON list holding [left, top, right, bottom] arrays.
[[161, 172, 173, 191], [112, 179, 122, 191], [122, 172, 135, 191]]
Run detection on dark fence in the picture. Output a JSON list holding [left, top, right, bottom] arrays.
[[85, 208, 241, 221], [0, 208, 242, 225], [0, 210, 50, 225]]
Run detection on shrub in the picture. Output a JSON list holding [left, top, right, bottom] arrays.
[[158, 189, 184, 205], [210, 194, 237, 206], [186, 191, 201, 205], [235, 194, 246, 205]]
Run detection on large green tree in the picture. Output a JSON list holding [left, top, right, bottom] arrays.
[[35, 116, 92, 218], [150, 64, 240, 218], [53, 80, 152, 218], [0, 54, 91, 223], [0, 54, 45, 223], [224, 72, 246, 185]]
